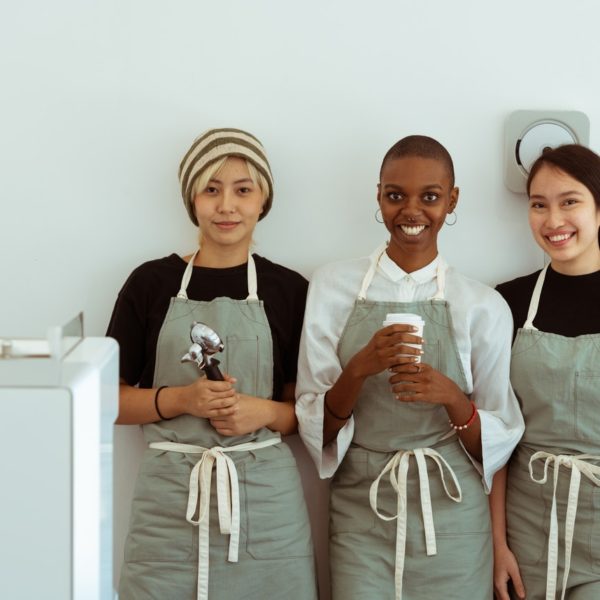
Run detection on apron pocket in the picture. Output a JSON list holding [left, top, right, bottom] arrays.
[[422, 340, 440, 371], [226, 336, 259, 396], [414, 443, 490, 537], [125, 467, 194, 563], [244, 459, 313, 560], [506, 464, 548, 567], [330, 448, 376, 535], [574, 371, 600, 443]]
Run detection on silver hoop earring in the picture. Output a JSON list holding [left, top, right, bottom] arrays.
[[375, 208, 384, 224], [445, 211, 457, 226]]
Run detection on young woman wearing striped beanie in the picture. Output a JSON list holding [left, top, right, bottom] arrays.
[[107, 128, 317, 600]]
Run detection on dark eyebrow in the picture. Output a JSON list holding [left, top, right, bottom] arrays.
[[558, 190, 584, 197], [530, 190, 584, 201]]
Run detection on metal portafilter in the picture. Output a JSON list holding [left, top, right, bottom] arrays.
[[181, 321, 225, 381]]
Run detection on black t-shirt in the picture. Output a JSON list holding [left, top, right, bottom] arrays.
[[496, 266, 600, 339], [106, 254, 308, 400]]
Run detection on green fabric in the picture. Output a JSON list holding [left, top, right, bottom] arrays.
[[510, 329, 600, 455], [338, 299, 469, 451], [120, 295, 316, 599], [507, 326, 600, 598], [147, 296, 277, 447], [332, 299, 492, 600]]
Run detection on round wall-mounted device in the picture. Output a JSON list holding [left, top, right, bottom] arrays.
[[504, 110, 590, 194]]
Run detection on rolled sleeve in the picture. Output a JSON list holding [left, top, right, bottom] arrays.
[[295, 260, 365, 478], [296, 392, 354, 478], [452, 279, 525, 492]]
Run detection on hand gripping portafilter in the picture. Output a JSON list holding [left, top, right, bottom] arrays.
[[181, 321, 225, 381]]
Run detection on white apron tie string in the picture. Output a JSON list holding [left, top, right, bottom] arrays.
[[528, 451, 600, 600], [369, 447, 462, 600], [149, 436, 281, 600]]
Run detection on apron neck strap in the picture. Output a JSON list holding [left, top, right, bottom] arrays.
[[357, 242, 388, 301], [429, 261, 446, 301], [357, 242, 446, 301], [523, 264, 549, 330], [177, 250, 258, 301]]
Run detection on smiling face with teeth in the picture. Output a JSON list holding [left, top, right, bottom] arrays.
[[528, 165, 600, 275], [377, 156, 458, 272]]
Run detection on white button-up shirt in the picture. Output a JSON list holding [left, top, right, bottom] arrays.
[[295, 250, 524, 492]]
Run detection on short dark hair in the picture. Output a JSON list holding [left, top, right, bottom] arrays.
[[527, 144, 600, 212], [379, 135, 455, 187]]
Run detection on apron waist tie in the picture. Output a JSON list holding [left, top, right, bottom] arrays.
[[528, 451, 600, 600], [369, 447, 462, 600], [149, 435, 281, 600]]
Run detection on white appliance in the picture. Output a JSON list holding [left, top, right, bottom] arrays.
[[0, 314, 119, 600]]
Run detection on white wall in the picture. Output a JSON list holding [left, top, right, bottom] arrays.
[[8, 0, 600, 340], [2, 0, 598, 597]]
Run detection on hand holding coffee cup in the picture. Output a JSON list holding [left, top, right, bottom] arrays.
[[382, 313, 425, 364]]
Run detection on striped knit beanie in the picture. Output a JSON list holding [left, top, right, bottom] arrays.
[[178, 128, 274, 225]]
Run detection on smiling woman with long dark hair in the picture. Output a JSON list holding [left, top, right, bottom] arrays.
[[491, 144, 600, 600]]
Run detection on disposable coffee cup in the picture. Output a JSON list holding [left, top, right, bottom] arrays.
[[383, 313, 425, 362]]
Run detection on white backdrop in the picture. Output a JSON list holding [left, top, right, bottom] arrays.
[[2, 0, 598, 597]]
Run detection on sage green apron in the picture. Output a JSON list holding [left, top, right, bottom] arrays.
[[506, 265, 600, 600], [330, 246, 492, 600], [119, 252, 316, 600]]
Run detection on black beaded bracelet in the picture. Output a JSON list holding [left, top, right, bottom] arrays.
[[154, 385, 172, 421], [324, 395, 353, 421]]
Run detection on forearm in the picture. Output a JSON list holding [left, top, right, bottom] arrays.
[[445, 391, 482, 462], [489, 465, 509, 548], [115, 382, 188, 425], [264, 399, 297, 436], [322, 354, 366, 446]]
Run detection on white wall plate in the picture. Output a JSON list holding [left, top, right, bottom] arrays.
[[504, 110, 590, 193]]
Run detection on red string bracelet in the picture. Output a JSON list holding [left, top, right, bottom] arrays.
[[449, 401, 477, 431]]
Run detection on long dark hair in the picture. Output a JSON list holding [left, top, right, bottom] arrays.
[[527, 144, 600, 244]]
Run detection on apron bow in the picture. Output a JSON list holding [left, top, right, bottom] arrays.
[[529, 451, 600, 600], [149, 437, 280, 600], [369, 447, 462, 600]]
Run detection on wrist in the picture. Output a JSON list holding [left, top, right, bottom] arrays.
[[154, 386, 186, 420], [346, 352, 369, 381], [443, 383, 468, 410], [168, 386, 189, 417]]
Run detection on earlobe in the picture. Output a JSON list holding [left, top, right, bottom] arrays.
[[450, 187, 459, 212]]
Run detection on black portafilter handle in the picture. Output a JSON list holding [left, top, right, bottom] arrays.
[[203, 358, 225, 381]]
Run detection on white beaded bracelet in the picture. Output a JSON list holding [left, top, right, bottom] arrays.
[[449, 401, 477, 431]]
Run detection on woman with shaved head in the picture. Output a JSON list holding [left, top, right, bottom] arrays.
[[296, 135, 524, 599]]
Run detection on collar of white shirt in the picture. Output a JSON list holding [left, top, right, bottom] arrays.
[[377, 252, 443, 284]]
